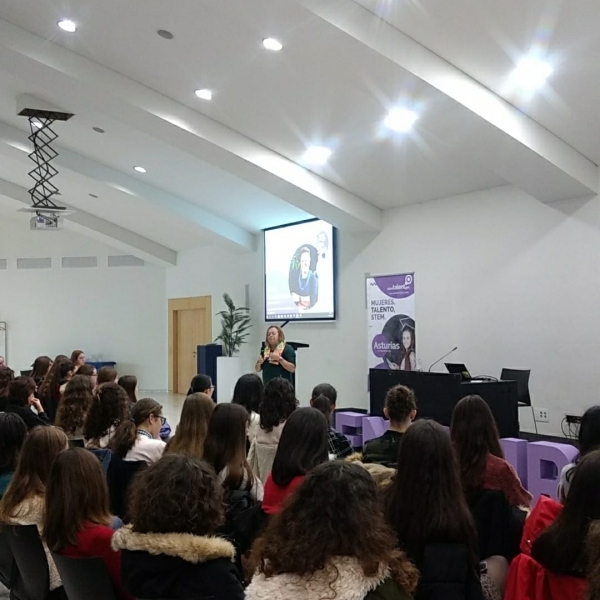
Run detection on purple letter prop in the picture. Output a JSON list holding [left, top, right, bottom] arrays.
[[527, 442, 579, 502], [362, 417, 389, 444], [335, 412, 364, 448], [501, 438, 529, 489]]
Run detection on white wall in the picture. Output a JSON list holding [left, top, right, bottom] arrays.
[[167, 185, 600, 436], [0, 221, 167, 389]]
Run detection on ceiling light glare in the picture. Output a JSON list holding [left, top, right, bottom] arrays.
[[263, 38, 283, 51], [384, 108, 419, 133], [510, 57, 553, 90], [133, 166, 147, 174], [194, 89, 213, 100], [303, 146, 332, 165], [58, 20, 77, 33]]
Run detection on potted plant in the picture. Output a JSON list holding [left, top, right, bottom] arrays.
[[214, 293, 252, 401]]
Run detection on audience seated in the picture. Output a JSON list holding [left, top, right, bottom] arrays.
[[384, 420, 489, 600], [38, 355, 73, 423], [310, 383, 354, 459], [84, 382, 130, 448], [558, 405, 600, 502], [204, 403, 264, 511], [188, 374, 214, 398], [55, 374, 95, 442], [165, 392, 214, 458], [0, 413, 27, 497], [0, 366, 15, 412], [249, 378, 297, 483], [0, 426, 69, 592], [43, 447, 131, 600], [232, 373, 263, 442], [97, 366, 119, 385], [246, 461, 419, 600], [77, 363, 98, 388], [111, 454, 245, 600], [109, 398, 166, 465], [30, 355, 52, 389], [235, 407, 329, 562], [505, 450, 600, 599], [5, 376, 51, 430], [119, 375, 171, 440], [451, 395, 532, 508], [363, 384, 416, 467]]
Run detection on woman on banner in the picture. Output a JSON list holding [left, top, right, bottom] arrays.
[[377, 315, 415, 370], [255, 326, 296, 385], [399, 327, 416, 371]]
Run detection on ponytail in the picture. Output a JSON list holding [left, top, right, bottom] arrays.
[[311, 394, 333, 420], [109, 398, 162, 459]]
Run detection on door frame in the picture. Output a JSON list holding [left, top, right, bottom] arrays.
[[168, 296, 212, 393]]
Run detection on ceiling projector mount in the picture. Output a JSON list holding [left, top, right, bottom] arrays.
[[16, 94, 74, 230]]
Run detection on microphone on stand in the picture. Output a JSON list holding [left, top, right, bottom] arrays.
[[428, 346, 458, 372]]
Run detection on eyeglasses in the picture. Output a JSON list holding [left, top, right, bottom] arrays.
[[152, 415, 166, 425]]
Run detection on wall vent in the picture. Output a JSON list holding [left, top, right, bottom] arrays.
[[0, 259, 6, 270], [108, 255, 144, 268], [16, 258, 51, 270], [62, 256, 98, 269]]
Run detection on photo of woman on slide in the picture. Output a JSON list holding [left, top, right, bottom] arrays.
[[289, 246, 319, 310]]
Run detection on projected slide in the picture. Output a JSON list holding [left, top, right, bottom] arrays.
[[264, 219, 336, 321]]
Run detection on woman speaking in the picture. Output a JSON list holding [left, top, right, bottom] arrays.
[[255, 326, 296, 385]]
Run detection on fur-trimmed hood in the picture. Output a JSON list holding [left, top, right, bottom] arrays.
[[246, 557, 392, 600], [111, 525, 235, 564]]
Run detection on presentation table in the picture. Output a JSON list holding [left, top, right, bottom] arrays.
[[369, 370, 519, 438]]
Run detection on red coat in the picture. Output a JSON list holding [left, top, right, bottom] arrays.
[[61, 523, 133, 600], [504, 496, 587, 600]]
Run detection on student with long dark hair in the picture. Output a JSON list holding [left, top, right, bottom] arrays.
[[247, 462, 419, 600], [0, 426, 69, 592], [55, 374, 95, 441], [232, 373, 263, 441], [559, 405, 600, 501], [0, 413, 27, 497], [0, 365, 15, 411], [84, 383, 130, 448], [385, 420, 486, 599], [204, 403, 263, 501], [249, 377, 297, 483], [109, 398, 165, 465], [43, 448, 131, 600], [451, 395, 531, 507], [112, 455, 244, 600], [39, 356, 74, 422], [5, 376, 50, 430], [31, 356, 53, 388], [165, 393, 214, 458]]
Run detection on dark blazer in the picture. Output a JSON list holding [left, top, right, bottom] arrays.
[[112, 526, 244, 600], [4, 403, 50, 430]]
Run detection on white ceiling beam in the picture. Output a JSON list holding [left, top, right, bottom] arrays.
[[0, 19, 382, 232], [0, 178, 178, 267], [0, 122, 256, 251], [295, 0, 598, 203]]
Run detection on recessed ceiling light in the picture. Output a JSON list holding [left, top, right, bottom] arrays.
[[58, 20, 77, 33], [92, 126, 105, 134], [157, 29, 174, 40], [509, 57, 553, 91], [384, 108, 419, 133], [263, 38, 283, 51], [194, 89, 213, 100], [133, 166, 147, 174], [303, 146, 332, 165], [89, 193, 99, 198]]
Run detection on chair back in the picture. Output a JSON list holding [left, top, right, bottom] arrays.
[[4, 524, 50, 600], [107, 457, 147, 521], [52, 553, 117, 600], [0, 528, 14, 588], [20, 370, 33, 377], [501, 368, 532, 406]]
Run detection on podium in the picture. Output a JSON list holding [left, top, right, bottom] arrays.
[[287, 341, 309, 389], [369, 370, 519, 438]]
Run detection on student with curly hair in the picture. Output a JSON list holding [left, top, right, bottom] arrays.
[[84, 383, 130, 449], [246, 461, 419, 600], [38, 357, 75, 422], [30, 356, 53, 389], [111, 454, 244, 600], [249, 378, 297, 483], [55, 374, 95, 441], [43, 448, 131, 600], [363, 384, 416, 467]]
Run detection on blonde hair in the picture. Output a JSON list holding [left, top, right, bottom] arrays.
[[265, 325, 285, 346]]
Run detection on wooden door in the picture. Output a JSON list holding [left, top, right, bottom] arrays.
[[169, 296, 212, 393]]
